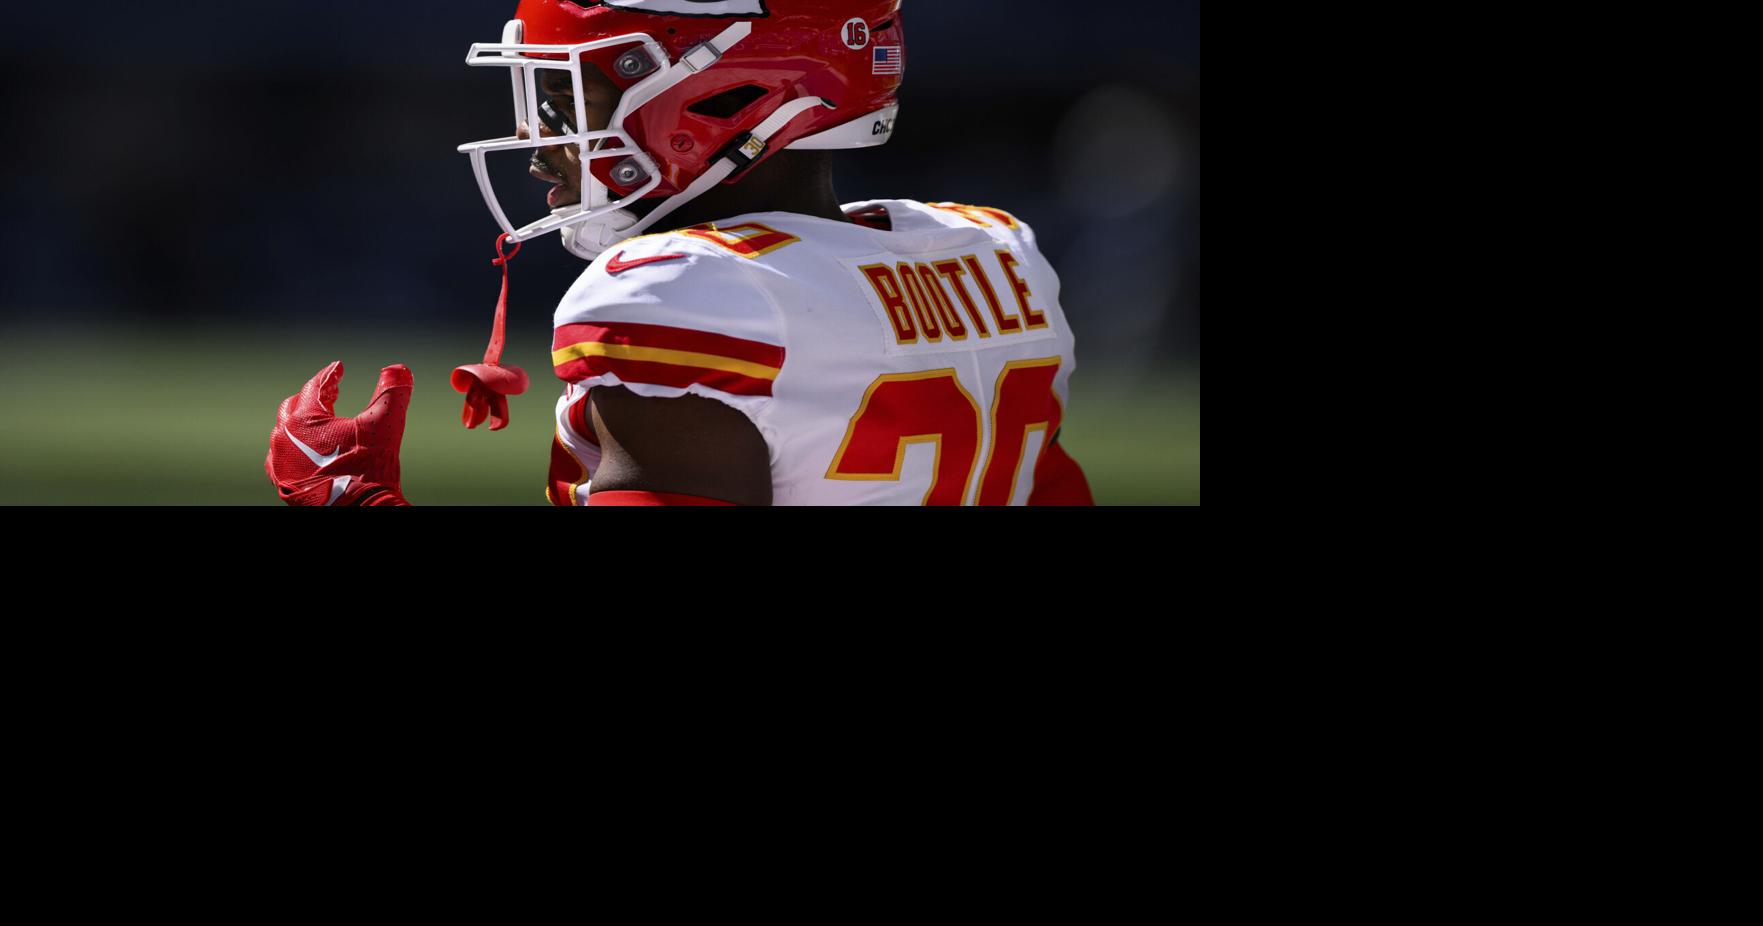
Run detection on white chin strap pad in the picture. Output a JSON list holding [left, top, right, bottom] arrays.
[[559, 207, 640, 261]]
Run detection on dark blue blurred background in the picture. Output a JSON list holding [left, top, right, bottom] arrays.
[[0, 0, 1199, 370]]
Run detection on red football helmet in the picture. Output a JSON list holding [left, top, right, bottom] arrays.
[[458, 0, 905, 259]]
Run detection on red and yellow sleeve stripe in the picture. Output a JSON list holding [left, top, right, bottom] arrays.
[[552, 321, 785, 397]]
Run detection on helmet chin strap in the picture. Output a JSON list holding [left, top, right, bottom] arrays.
[[559, 206, 638, 261], [558, 95, 835, 261]]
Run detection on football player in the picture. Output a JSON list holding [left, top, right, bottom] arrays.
[[267, 0, 1093, 506]]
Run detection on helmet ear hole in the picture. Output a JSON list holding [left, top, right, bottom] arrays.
[[687, 84, 770, 119]]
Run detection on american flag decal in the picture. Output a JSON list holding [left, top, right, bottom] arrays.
[[872, 45, 903, 75]]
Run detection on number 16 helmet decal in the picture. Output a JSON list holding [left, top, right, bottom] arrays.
[[458, 0, 906, 260]]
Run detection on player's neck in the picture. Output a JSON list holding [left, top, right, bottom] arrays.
[[654, 150, 851, 230]]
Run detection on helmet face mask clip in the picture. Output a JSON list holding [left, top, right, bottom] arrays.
[[613, 48, 657, 80]]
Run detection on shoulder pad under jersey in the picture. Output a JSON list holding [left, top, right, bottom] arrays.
[[910, 201, 1042, 251]]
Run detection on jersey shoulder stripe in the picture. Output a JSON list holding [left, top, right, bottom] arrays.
[[552, 320, 785, 397]]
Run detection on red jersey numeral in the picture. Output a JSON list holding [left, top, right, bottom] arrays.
[[828, 358, 1064, 506], [826, 370, 982, 506], [679, 222, 801, 258], [926, 202, 1021, 229], [977, 359, 1064, 505]]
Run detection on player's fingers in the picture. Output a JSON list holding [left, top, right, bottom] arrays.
[[356, 364, 414, 434], [295, 361, 345, 417]]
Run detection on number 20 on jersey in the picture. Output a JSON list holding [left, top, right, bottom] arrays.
[[828, 358, 1066, 506]]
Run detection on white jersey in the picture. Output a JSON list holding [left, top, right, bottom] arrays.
[[545, 199, 1086, 506]]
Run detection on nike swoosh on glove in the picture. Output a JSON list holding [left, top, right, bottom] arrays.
[[266, 362, 414, 506]]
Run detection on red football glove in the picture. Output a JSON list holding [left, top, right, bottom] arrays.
[[267, 362, 413, 507]]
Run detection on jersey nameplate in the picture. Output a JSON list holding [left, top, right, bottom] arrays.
[[847, 248, 1058, 357]]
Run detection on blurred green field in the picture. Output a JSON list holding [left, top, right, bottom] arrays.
[[0, 323, 1198, 505]]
